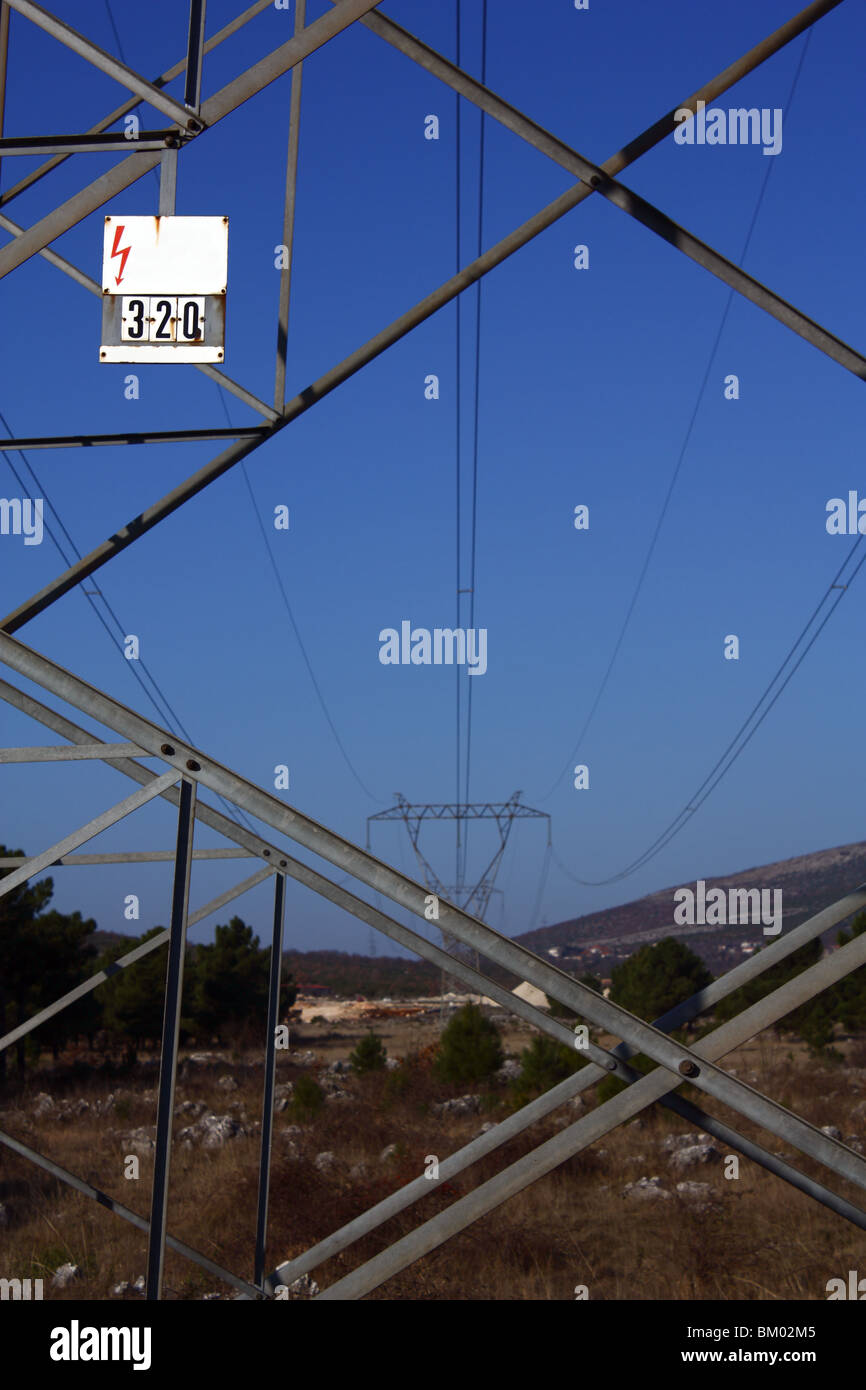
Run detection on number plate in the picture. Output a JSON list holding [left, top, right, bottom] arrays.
[[119, 297, 206, 344], [101, 294, 223, 363]]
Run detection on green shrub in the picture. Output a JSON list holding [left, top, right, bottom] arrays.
[[289, 1074, 324, 1121], [433, 1003, 504, 1086], [517, 1034, 584, 1095], [349, 1031, 388, 1074]]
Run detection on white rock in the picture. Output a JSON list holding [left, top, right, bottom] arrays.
[[622, 1176, 671, 1201], [218, 1075, 239, 1091], [177, 1112, 246, 1149], [496, 1059, 521, 1081], [281, 1273, 319, 1299], [379, 1143, 398, 1162], [121, 1127, 155, 1156], [200, 1114, 244, 1148], [51, 1263, 82, 1289], [669, 1143, 721, 1170], [33, 1092, 55, 1116], [314, 1151, 336, 1173], [821, 1124, 842, 1141], [430, 1094, 482, 1117]]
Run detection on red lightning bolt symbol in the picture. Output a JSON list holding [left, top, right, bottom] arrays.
[[110, 224, 131, 287]]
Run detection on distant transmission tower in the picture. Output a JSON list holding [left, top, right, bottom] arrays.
[[368, 792, 550, 1013]]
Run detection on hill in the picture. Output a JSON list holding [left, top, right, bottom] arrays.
[[513, 839, 866, 978]]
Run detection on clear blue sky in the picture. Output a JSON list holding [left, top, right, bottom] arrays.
[[1, 0, 865, 959]]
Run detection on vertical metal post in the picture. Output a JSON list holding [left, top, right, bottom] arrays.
[[159, 146, 177, 216], [255, 872, 286, 1288], [273, 0, 305, 410], [146, 777, 196, 1301], [0, 2, 9, 186], [184, 0, 207, 113]]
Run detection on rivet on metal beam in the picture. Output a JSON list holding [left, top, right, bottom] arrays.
[[678, 1060, 700, 1078], [186, 759, 201, 771], [160, 743, 175, 756]]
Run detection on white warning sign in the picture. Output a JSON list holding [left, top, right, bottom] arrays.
[[100, 215, 228, 363]]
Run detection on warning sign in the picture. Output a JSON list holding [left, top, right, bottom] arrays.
[[100, 215, 228, 363]]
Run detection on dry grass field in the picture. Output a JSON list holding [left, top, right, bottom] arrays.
[[2, 1013, 865, 1301]]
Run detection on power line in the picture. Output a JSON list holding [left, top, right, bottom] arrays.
[[551, 534, 866, 888], [462, 0, 487, 887], [103, 0, 160, 197], [214, 385, 383, 803], [534, 28, 816, 804]]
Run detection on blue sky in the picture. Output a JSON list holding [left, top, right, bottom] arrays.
[[1, 0, 865, 959]]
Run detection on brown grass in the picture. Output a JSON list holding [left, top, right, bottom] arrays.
[[1, 1029, 864, 1301]]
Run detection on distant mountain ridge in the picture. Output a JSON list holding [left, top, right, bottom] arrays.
[[514, 840, 866, 956]]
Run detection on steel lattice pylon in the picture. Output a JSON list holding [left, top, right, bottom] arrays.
[[1, 0, 865, 1303]]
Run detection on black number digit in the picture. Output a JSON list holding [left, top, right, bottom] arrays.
[[182, 300, 201, 341], [154, 299, 173, 340], [128, 299, 145, 340]]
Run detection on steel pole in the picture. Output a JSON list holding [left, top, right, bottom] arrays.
[[184, 0, 207, 113], [0, 0, 10, 186], [274, 0, 305, 410], [158, 146, 177, 216], [146, 777, 196, 1301], [254, 873, 286, 1286]]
